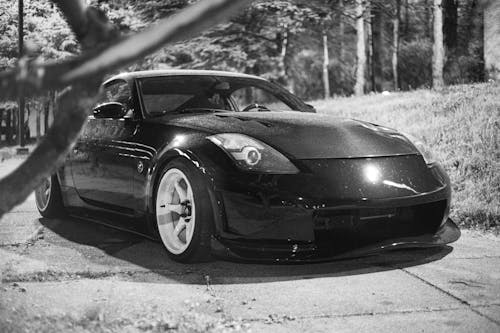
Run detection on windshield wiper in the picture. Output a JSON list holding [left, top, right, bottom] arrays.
[[148, 108, 228, 117], [176, 108, 227, 114]]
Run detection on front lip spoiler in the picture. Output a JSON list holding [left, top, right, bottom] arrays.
[[210, 218, 461, 263]]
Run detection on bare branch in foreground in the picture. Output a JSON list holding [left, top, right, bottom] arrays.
[[0, 0, 252, 219]]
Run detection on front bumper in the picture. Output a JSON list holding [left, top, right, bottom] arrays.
[[197, 151, 459, 262], [210, 218, 460, 263]]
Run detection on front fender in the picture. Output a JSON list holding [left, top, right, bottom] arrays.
[[142, 135, 240, 239], [146, 147, 208, 213]]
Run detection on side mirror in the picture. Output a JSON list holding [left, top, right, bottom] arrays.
[[93, 102, 126, 119]]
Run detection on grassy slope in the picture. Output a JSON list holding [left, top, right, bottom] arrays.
[[311, 83, 500, 233]]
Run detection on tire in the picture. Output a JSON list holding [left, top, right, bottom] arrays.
[[35, 174, 65, 218], [155, 159, 214, 263]]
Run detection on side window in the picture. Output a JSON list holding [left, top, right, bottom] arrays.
[[93, 80, 134, 119], [98, 80, 131, 106]]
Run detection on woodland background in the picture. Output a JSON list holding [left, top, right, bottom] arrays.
[[0, 0, 490, 100]]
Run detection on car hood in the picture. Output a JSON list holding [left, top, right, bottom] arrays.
[[167, 111, 419, 159]]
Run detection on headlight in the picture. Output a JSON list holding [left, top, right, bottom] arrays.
[[403, 133, 437, 165], [207, 133, 299, 174]]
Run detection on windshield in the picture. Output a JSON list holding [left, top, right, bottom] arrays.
[[138, 75, 309, 117]]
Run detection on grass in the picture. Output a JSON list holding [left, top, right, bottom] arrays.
[[310, 82, 500, 234]]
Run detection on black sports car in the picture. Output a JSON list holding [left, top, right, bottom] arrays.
[[35, 70, 460, 263]]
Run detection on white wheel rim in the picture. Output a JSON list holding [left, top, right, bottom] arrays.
[[156, 168, 196, 255], [35, 177, 52, 212]]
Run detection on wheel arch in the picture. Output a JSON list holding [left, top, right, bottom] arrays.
[[144, 147, 218, 236], [150, 148, 203, 203]]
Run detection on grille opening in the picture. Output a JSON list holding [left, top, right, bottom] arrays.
[[313, 200, 447, 254]]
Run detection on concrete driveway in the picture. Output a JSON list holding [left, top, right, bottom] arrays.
[[1, 158, 499, 332]]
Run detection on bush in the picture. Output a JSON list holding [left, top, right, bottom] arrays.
[[398, 38, 433, 90], [444, 42, 485, 84]]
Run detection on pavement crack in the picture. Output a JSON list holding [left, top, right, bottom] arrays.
[[242, 306, 467, 324], [449, 279, 486, 288], [400, 268, 469, 305], [453, 255, 500, 259], [400, 268, 500, 327]]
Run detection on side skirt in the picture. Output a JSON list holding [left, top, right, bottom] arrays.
[[68, 213, 157, 242]]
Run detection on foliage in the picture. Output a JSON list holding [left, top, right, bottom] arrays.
[[0, 0, 76, 70], [89, 0, 145, 33], [150, 1, 324, 80]]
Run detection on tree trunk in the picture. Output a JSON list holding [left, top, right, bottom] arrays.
[[367, 6, 374, 92], [25, 103, 30, 142], [36, 101, 41, 139], [7, 107, 13, 143], [484, 0, 500, 81], [424, 0, 432, 38], [443, 0, 458, 50], [432, 0, 445, 89], [404, 0, 409, 37], [338, 0, 345, 89], [392, 0, 400, 90], [372, 5, 384, 92], [278, 25, 293, 93], [18, 0, 26, 147], [463, 0, 478, 51], [322, 31, 330, 99], [339, 0, 345, 64], [44, 92, 52, 135], [354, 0, 366, 96]]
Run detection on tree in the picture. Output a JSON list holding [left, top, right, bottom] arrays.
[[443, 0, 458, 50], [483, 0, 499, 81], [432, 0, 445, 89], [339, 0, 345, 65], [424, 0, 432, 38], [322, 30, 330, 98], [392, 0, 401, 90], [0, 0, 251, 218], [354, 0, 366, 96], [370, 2, 385, 92]]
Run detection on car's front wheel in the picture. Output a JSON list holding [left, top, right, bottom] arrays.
[[155, 159, 213, 263], [35, 175, 65, 218]]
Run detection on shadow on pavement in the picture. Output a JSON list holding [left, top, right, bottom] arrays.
[[38, 216, 453, 285]]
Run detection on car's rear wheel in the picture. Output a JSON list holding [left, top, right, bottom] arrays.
[[155, 159, 213, 263], [35, 175, 65, 218]]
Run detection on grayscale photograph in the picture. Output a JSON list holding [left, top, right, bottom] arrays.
[[0, 0, 499, 332]]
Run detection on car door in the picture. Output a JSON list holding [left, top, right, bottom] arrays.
[[71, 79, 139, 212]]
